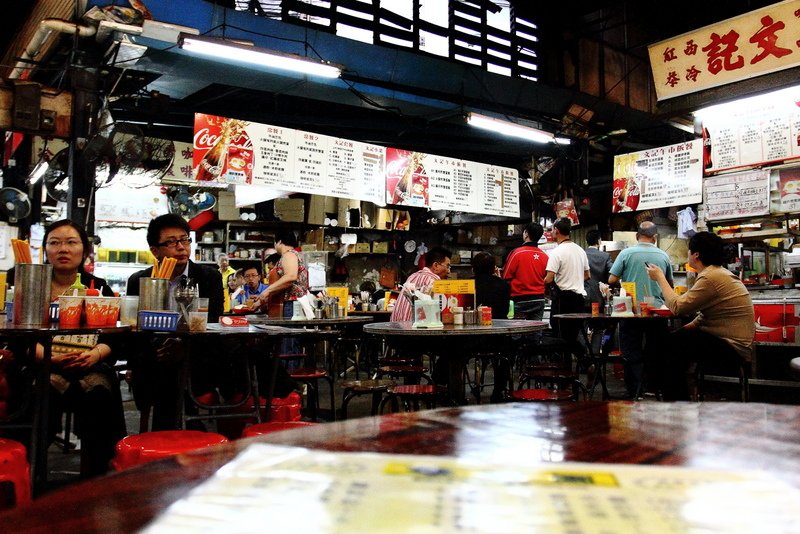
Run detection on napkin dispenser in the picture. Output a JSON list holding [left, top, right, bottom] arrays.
[[413, 299, 443, 329], [611, 296, 634, 317]]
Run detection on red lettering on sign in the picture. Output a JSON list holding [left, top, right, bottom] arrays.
[[684, 39, 698, 56], [702, 30, 744, 74], [663, 47, 678, 62], [665, 71, 679, 87], [685, 65, 701, 82], [749, 15, 792, 64]]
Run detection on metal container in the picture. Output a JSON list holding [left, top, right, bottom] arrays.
[[463, 308, 476, 325], [139, 277, 169, 311], [13, 263, 53, 327]]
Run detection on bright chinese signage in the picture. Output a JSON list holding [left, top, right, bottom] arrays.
[[648, 0, 800, 100], [611, 141, 703, 213]]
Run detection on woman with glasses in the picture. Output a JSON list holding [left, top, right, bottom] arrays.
[[7, 219, 127, 477]]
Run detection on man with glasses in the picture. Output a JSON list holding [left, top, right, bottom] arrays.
[[390, 246, 452, 322], [239, 262, 268, 308], [126, 214, 225, 430]]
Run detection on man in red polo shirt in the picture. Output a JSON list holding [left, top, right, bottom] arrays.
[[503, 222, 548, 320]]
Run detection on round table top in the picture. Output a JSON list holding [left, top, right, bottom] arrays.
[[4, 401, 800, 532], [364, 319, 547, 336], [552, 312, 673, 321], [245, 315, 373, 327], [0, 323, 133, 336]]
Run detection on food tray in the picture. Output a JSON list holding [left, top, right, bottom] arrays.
[[138, 310, 180, 331]]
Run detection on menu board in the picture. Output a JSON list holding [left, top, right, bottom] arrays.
[[612, 141, 703, 213], [705, 109, 800, 174], [194, 113, 519, 218], [144, 444, 800, 533], [704, 170, 770, 221], [431, 279, 475, 314]]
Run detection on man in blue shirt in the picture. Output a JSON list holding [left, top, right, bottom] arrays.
[[609, 222, 673, 399], [239, 263, 268, 307]]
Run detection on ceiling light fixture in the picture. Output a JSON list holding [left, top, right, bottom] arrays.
[[467, 112, 570, 145], [178, 34, 343, 78]]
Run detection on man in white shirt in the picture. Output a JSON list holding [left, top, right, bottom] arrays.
[[544, 218, 590, 349]]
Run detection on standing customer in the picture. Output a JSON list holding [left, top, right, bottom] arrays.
[[502, 222, 548, 320], [543, 218, 589, 348], [390, 246, 451, 322], [126, 214, 224, 430], [646, 231, 754, 400], [584, 230, 613, 310], [217, 254, 236, 312], [28, 220, 126, 476], [608, 221, 673, 399]]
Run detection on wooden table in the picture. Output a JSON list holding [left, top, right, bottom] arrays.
[[364, 320, 547, 403], [3, 401, 800, 532]]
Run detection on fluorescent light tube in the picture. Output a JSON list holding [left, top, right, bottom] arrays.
[[179, 34, 342, 78], [467, 112, 569, 144]]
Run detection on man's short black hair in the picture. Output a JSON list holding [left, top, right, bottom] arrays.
[[275, 229, 298, 248], [243, 261, 262, 276], [553, 217, 572, 236], [147, 214, 191, 247], [471, 251, 496, 275], [525, 222, 544, 243], [586, 230, 601, 246], [425, 246, 451, 266], [688, 231, 725, 266]]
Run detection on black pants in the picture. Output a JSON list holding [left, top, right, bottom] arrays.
[[551, 289, 586, 355], [660, 327, 743, 401]]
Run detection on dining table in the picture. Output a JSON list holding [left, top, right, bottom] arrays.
[[3, 401, 800, 532], [363, 319, 548, 404]]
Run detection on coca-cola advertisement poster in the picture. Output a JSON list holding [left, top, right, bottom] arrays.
[[385, 148, 429, 207], [612, 141, 702, 213], [193, 114, 254, 185]]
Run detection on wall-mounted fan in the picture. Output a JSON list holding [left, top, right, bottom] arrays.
[[167, 186, 216, 220], [0, 187, 32, 223], [82, 122, 145, 186]]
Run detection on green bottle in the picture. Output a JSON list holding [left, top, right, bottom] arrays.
[[507, 300, 514, 319]]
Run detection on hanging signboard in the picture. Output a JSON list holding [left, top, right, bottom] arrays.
[[704, 169, 770, 221], [702, 93, 800, 174], [778, 167, 800, 212], [649, 0, 800, 101], [611, 140, 703, 213], [193, 113, 519, 218]]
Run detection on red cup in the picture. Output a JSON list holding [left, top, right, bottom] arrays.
[[591, 302, 600, 317], [639, 302, 651, 317]]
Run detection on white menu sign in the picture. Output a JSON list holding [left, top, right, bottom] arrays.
[[427, 156, 519, 217], [612, 141, 703, 212], [704, 169, 770, 221]]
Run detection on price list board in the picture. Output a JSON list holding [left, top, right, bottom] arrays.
[[612, 141, 703, 212], [145, 444, 800, 533], [703, 169, 770, 221], [251, 123, 295, 188], [705, 109, 800, 174]]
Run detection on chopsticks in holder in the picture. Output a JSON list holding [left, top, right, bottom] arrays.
[[153, 257, 177, 279], [11, 239, 33, 264]]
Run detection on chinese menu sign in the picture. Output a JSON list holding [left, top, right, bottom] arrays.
[[703, 103, 800, 173], [611, 141, 703, 213], [704, 169, 770, 221], [649, 0, 800, 100], [194, 113, 519, 218], [144, 444, 800, 533]]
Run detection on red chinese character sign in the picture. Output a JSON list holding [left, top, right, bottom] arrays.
[[648, 0, 800, 100], [611, 141, 703, 213]]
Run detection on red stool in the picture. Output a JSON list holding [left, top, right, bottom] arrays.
[[380, 384, 446, 412], [241, 421, 318, 438], [111, 430, 228, 471], [509, 389, 573, 402], [0, 438, 31, 509]]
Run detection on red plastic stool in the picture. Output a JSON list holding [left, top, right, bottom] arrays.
[[510, 389, 574, 402], [111, 430, 228, 471], [0, 438, 31, 509], [241, 421, 318, 438], [380, 384, 447, 413]]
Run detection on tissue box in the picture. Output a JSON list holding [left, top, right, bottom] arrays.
[[372, 242, 388, 253]]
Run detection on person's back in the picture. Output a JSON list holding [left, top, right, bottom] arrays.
[[584, 230, 612, 305], [609, 223, 673, 306], [473, 252, 510, 319], [503, 222, 548, 319]]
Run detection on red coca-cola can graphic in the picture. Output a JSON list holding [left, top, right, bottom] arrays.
[[612, 177, 640, 213]]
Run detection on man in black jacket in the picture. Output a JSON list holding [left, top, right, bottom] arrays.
[[126, 214, 224, 430]]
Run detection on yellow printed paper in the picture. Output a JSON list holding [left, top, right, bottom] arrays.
[[621, 282, 637, 311], [326, 287, 350, 316]]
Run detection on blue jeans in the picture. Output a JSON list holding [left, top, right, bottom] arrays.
[[514, 297, 545, 321]]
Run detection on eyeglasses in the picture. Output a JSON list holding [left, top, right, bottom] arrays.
[[157, 237, 192, 248], [46, 239, 82, 249], [244, 273, 261, 279]]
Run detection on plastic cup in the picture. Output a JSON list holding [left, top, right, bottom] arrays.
[[85, 296, 116, 327], [119, 296, 139, 327], [105, 297, 121, 326], [591, 302, 600, 317], [188, 311, 208, 332], [58, 296, 84, 328], [194, 297, 209, 313], [639, 302, 651, 317]]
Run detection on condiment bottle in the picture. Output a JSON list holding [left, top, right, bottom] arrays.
[[452, 306, 463, 325]]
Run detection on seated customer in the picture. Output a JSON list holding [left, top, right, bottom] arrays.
[[472, 252, 511, 401], [645, 231, 754, 400]]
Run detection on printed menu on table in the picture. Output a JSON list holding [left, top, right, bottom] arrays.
[[144, 443, 800, 533]]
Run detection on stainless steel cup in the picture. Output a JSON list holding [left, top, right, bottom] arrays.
[[13, 264, 53, 327], [139, 277, 169, 311]]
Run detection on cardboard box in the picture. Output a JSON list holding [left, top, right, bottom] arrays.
[[376, 208, 394, 231], [274, 198, 304, 223], [372, 241, 388, 254], [217, 191, 239, 221], [337, 199, 361, 228], [354, 243, 371, 253]]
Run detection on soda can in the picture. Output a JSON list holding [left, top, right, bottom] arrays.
[[591, 302, 600, 317]]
